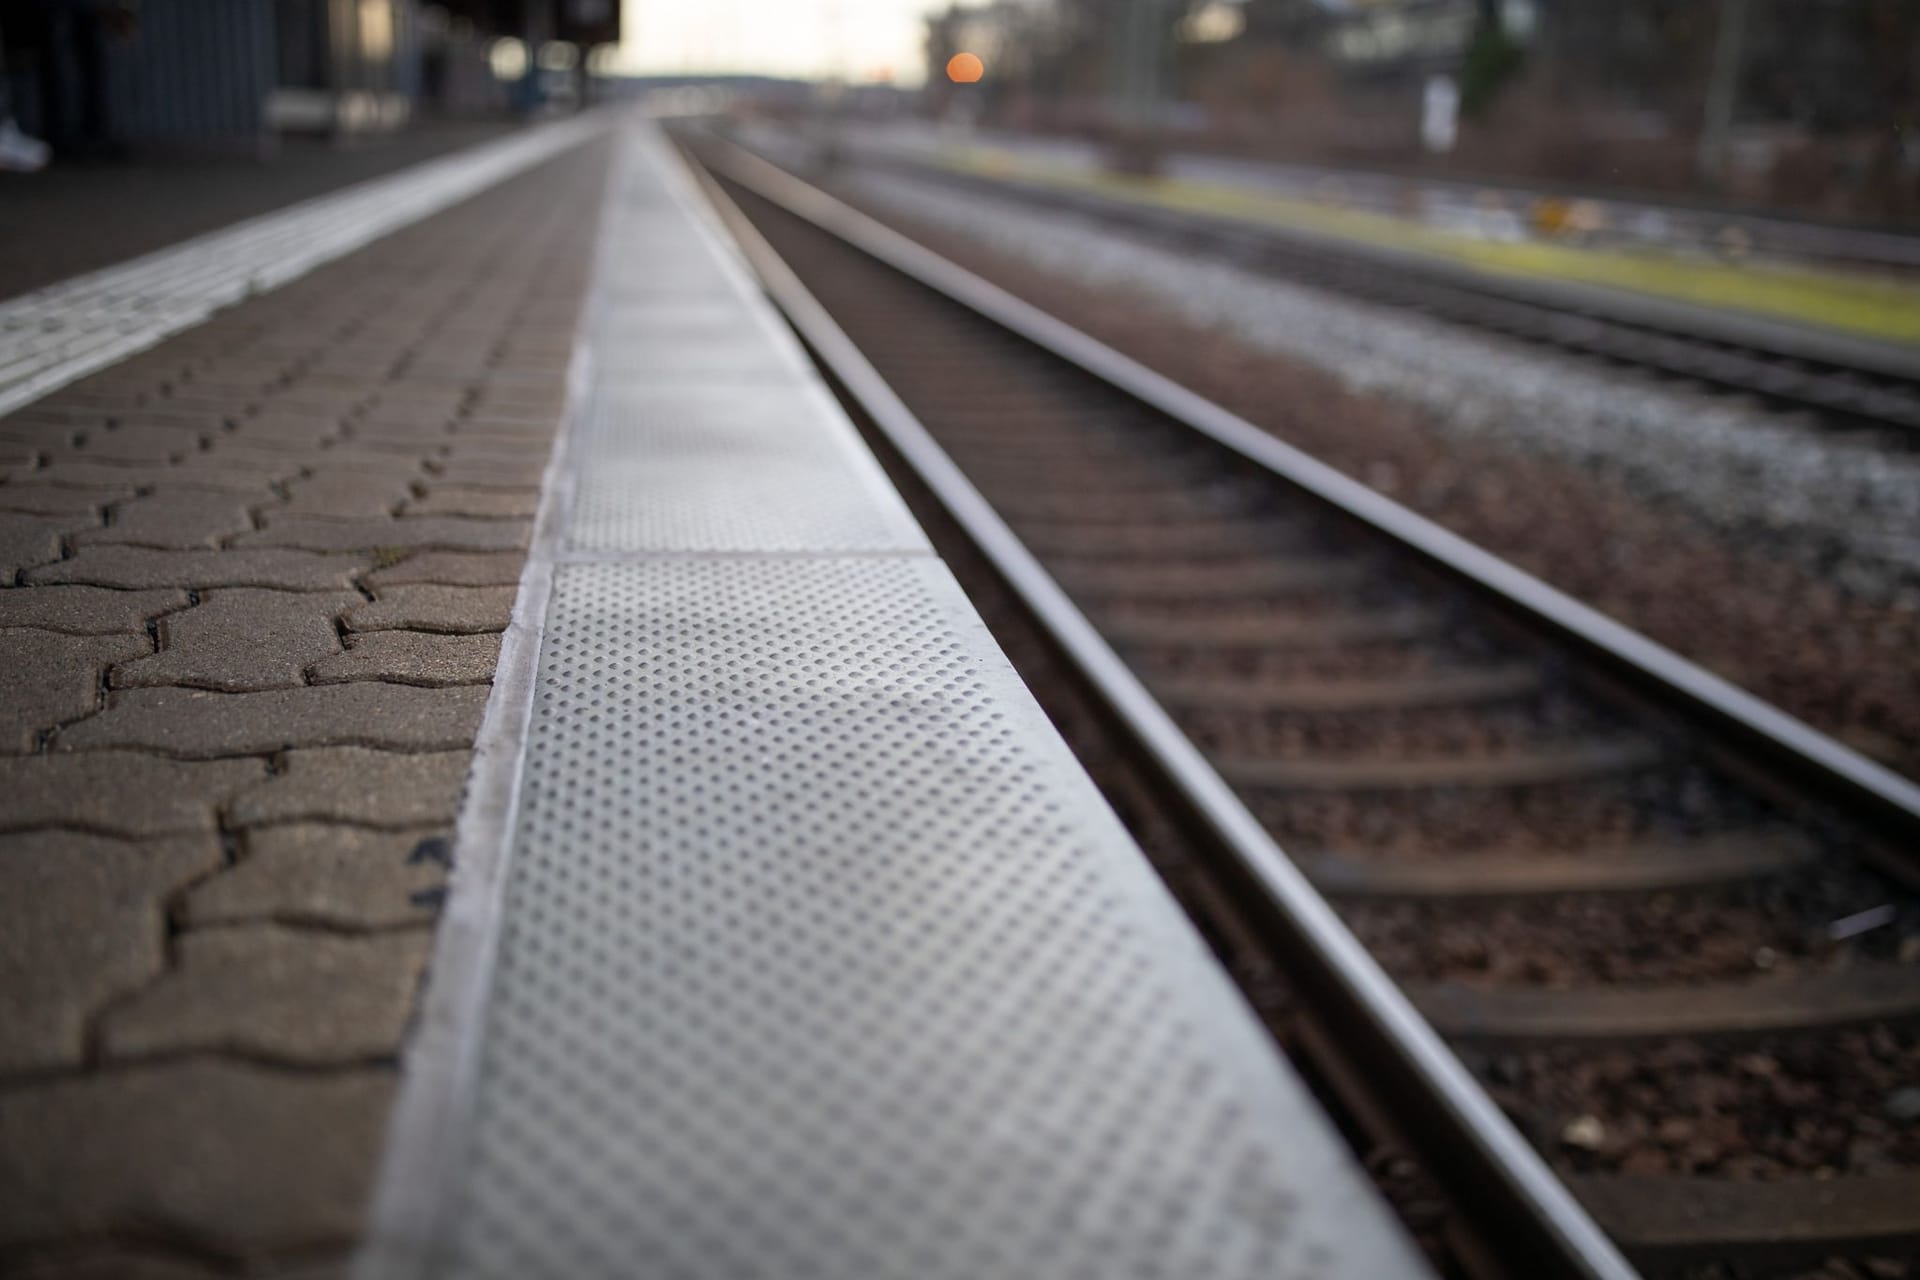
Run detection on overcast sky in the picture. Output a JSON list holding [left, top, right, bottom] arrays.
[[613, 0, 941, 83]]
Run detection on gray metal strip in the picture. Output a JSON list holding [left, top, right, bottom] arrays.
[[359, 122, 1433, 1280], [704, 138, 1920, 844]]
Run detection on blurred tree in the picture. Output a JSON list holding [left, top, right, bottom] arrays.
[[1459, 0, 1524, 118]]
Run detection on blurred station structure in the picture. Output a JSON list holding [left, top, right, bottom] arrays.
[[917, 0, 1920, 226], [0, 0, 619, 156]]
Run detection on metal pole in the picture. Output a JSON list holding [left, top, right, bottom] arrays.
[[1696, 0, 1751, 184], [1108, 0, 1171, 175]]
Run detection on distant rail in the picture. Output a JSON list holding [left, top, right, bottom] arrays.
[[805, 135, 1920, 443]]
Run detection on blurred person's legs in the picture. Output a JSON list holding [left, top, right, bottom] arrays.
[[41, 0, 113, 158], [0, 28, 50, 172]]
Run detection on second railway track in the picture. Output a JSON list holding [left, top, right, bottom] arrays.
[[819, 141, 1920, 445], [681, 132, 1920, 1279]]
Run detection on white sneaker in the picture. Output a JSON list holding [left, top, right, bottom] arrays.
[[0, 119, 50, 173]]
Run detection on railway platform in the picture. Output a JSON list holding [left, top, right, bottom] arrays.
[[0, 115, 1433, 1279]]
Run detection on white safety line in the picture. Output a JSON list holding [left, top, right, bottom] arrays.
[[0, 114, 607, 418]]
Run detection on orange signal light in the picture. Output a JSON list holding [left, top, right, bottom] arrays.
[[946, 52, 984, 84]]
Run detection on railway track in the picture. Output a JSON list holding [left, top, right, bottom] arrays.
[[680, 135, 1920, 1279], [792, 136, 1920, 445]]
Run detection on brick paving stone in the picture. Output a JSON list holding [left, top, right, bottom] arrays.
[[115, 590, 360, 693], [58, 425, 205, 466], [425, 458, 546, 489], [119, 404, 246, 431], [229, 413, 349, 450], [1, 405, 93, 428], [236, 514, 527, 554], [74, 492, 257, 550], [1, 512, 90, 577], [364, 550, 523, 587], [337, 441, 454, 463], [281, 472, 413, 519], [344, 583, 514, 634], [142, 463, 295, 495], [57, 684, 488, 757], [30, 547, 367, 591], [99, 926, 430, 1064], [0, 631, 152, 750], [307, 445, 443, 472], [199, 441, 333, 473], [308, 629, 500, 687], [184, 825, 445, 930], [352, 418, 455, 443], [458, 416, 560, 437], [401, 486, 539, 518], [373, 390, 464, 416], [0, 128, 610, 1271], [25, 462, 162, 491], [0, 483, 130, 515], [229, 747, 471, 827], [112, 404, 233, 427], [0, 833, 221, 1073], [0, 753, 262, 836], [0, 585, 186, 635], [0, 483, 131, 518], [272, 393, 371, 420], [443, 436, 553, 459], [473, 384, 566, 409], [7, 1248, 227, 1279], [0, 417, 81, 445], [0, 1061, 392, 1253]]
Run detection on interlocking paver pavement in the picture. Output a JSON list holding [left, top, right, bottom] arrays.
[[56, 683, 489, 756], [99, 927, 432, 1063], [0, 1062, 393, 1256], [0, 631, 152, 750], [0, 833, 222, 1072], [29, 547, 369, 591], [0, 753, 264, 836], [307, 630, 502, 688], [0, 132, 610, 1277], [76, 492, 258, 549], [236, 514, 530, 554], [343, 582, 517, 634], [182, 825, 446, 931], [227, 747, 473, 828], [0, 513, 81, 577], [113, 590, 365, 692], [0, 586, 187, 634]]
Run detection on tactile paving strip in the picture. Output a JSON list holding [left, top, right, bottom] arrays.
[[566, 382, 929, 554], [370, 124, 1429, 1280], [435, 557, 1426, 1279], [0, 116, 605, 416]]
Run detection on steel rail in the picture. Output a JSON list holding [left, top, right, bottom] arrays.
[[695, 134, 1920, 856], [839, 143, 1920, 385], [832, 122, 1920, 274], [814, 143, 1920, 436], [679, 136, 1645, 1280]]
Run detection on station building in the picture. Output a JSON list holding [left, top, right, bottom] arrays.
[[0, 0, 619, 156]]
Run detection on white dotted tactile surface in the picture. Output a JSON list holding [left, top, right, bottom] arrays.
[[414, 125, 1434, 1280], [566, 380, 927, 554]]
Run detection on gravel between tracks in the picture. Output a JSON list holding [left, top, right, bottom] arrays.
[[1348, 873, 1920, 985], [1470, 1025, 1920, 1179], [814, 158, 1920, 781]]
